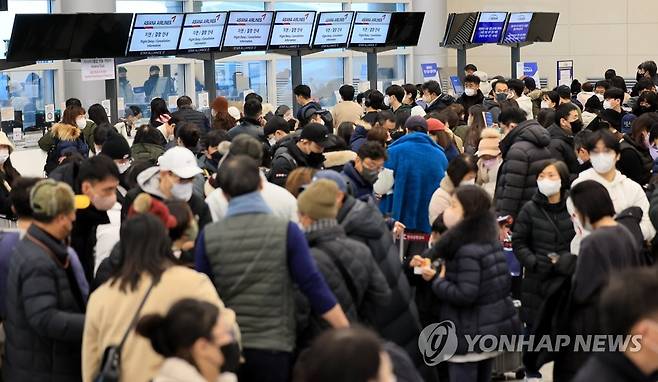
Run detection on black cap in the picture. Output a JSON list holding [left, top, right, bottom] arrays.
[[102, 134, 131, 160], [264, 116, 290, 136], [149, 65, 160, 72], [300, 123, 331, 147]]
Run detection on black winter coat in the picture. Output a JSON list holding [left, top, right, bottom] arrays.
[[512, 192, 575, 326], [428, 211, 522, 355], [4, 225, 85, 382], [495, 120, 553, 219], [456, 90, 485, 116], [617, 134, 653, 186], [572, 352, 655, 382], [297, 223, 391, 347], [337, 196, 436, 381], [547, 124, 579, 176], [171, 107, 210, 132], [268, 139, 324, 187]]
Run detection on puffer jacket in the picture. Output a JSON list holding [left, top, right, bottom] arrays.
[[337, 196, 436, 381], [547, 124, 579, 176], [131, 142, 165, 164], [4, 224, 85, 382], [297, 221, 390, 347], [618, 134, 653, 186], [512, 192, 575, 327], [428, 211, 522, 355], [495, 120, 552, 218], [171, 107, 210, 132], [428, 176, 455, 226]]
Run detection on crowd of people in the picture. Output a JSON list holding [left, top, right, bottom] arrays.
[[1, 60, 658, 382]]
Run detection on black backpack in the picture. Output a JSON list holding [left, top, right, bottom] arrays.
[[44, 137, 89, 175]]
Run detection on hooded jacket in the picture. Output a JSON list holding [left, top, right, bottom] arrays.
[[121, 167, 212, 229], [618, 134, 653, 186], [268, 139, 324, 187], [428, 211, 522, 355], [512, 192, 575, 326], [349, 124, 369, 152], [547, 123, 579, 176], [131, 142, 165, 164], [379, 132, 448, 233], [495, 120, 553, 218], [342, 160, 374, 202]]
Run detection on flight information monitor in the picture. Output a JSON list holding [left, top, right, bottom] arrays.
[[471, 12, 507, 44], [385, 12, 425, 47], [7, 14, 77, 61], [441, 12, 478, 47], [349, 12, 391, 48], [69, 13, 134, 59], [501, 12, 533, 44], [222, 11, 274, 52], [128, 13, 184, 56], [268, 11, 316, 50], [312, 12, 354, 49], [178, 12, 227, 53]]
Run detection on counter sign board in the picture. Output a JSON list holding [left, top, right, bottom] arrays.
[[471, 12, 507, 44], [178, 12, 227, 53], [502, 12, 533, 44], [269, 11, 316, 50], [349, 12, 391, 48], [312, 12, 355, 49], [222, 11, 274, 52], [128, 14, 184, 56]]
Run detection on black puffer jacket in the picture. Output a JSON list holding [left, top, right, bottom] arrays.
[[512, 192, 575, 327], [495, 120, 553, 219], [337, 196, 434, 380], [171, 107, 210, 132], [428, 211, 522, 355], [618, 134, 653, 186], [297, 221, 391, 347], [4, 225, 85, 382], [456, 90, 485, 117], [547, 124, 579, 176]]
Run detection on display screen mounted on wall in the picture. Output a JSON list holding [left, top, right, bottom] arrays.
[[178, 12, 227, 53], [525, 12, 559, 43], [501, 12, 533, 44], [7, 14, 77, 61], [385, 12, 425, 47], [349, 12, 391, 48], [222, 11, 274, 52], [441, 12, 478, 47], [128, 13, 184, 56], [312, 12, 355, 49], [69, 13, 134, 59], [471, 12, 507, 44], [268, 11, 316, 50]]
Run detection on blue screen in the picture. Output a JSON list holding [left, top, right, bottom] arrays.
[[471, 12, 506, 44], [502, 13, 533, 44]]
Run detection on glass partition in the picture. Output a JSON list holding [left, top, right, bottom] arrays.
[[0, 69, 55, 130], [117, 63, 186, 117], [352, 54, 406, 92], [276, 57, 344, 108]]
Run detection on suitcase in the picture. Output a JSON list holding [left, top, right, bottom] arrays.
[[491, 300, 525, 380]]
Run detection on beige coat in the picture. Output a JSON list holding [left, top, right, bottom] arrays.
[[153, 358, 237, 382], [331, 100, 364, 129], [82, 266, 229, 382], [428, 176, 456, 226]]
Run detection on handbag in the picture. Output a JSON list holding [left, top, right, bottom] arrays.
[[94, 281, 155, 382]]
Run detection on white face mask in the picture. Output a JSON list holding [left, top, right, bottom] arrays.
[[603, 100, 613, 110], [460, 178, 476, 186], [117, 162, 131, 174], [464, 88, 477, 97], [537, 178, 562, 198], [268, 136, 277, 146], [577, 157, 585, 165], [95, 145, 103, 154], [211, 109, 217, 118], [590, 152, 616, 174], [541, 100, 549, 109], [76, 117, 87, 129], [90, 191, 117, 211], [170, 181, 193, 201], [596, 93, 605, 101], [383, 95, 391, 107], [0, 149, 9, 164]]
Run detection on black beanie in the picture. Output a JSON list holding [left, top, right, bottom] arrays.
[[102, 133, 131, 160]]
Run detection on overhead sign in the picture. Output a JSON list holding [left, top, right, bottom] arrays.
[[471, 12, 507, 44], [222, 11, 274, 51], [178, 12, 227, 53], [80, 58, 116, 82], [349, 12, 391, 48], [269, 11, 316, 50], [312, 12, 354, 49], [502, 12, 533, 44], [128, 14, 184, 56]]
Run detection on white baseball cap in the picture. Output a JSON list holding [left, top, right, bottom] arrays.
[[158, 147, 202, 179]]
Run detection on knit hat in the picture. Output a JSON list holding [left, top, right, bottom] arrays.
[[102, 134, 131, 160], [30, 179, 76, 221], [298, 179, 339, 220], [427, 118, 446, 132], [405, 115, 428, 132], [313, 170, 348, 193], [476, 128, 501, 157], [127, 193, 177, 229]]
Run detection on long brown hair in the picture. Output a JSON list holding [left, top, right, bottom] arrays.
[[466, 104, 487, 150], [62, 105, 85, 126]]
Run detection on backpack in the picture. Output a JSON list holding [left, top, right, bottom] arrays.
[[44, 137, 89, 175], [299, 102, 334, 130]]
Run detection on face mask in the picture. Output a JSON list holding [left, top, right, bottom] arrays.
[[464, 88, 476, 97], [443, 208, 462, 229], [211, 109, 217, 118], [537, 178, 562, 197], [540, 100, 549, 109], [90, 191, 116, 211], [268, 136, 277, 146], [483, 158, 499, 169], [570, 120, 584, 132], [383, 95, 391, 107], [170, 182, 193, 201], [184, 219, 198, 242], [596, 93, 604, 101], [361, 167, 380, 185], [76, 117, 87, 129], [577, 157, 585, 165], [117, 162, 131, 174], [0, 149, 9, 165], [495, 93, 508, 103], [590, 152, 616, 174], [460, 178, 476, 186], [220, 341, 241, 373], [603, 100, 613, 110]]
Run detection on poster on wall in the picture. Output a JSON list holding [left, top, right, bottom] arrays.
[[81, 58, 116, 82], [557, 60, 574, 87], [517, 61, 540, 86]]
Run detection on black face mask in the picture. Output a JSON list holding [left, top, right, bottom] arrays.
[[211, 151, 222, 165], [220, 342, 241, 373], [570, 120, 584, 134]]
